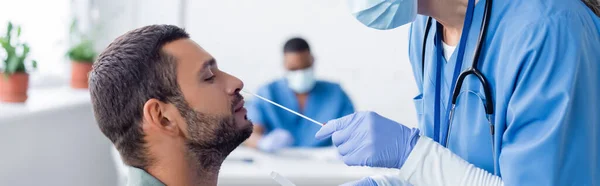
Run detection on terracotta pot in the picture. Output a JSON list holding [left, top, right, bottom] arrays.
[[71, 61, 93, 89], [0, 72, 29, 103]]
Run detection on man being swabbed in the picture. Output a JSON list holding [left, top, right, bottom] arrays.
[[89, 25, 252, 186]]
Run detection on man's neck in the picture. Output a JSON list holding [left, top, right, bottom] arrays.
[[147, 149, 222, 186], [419, 0, 477, 46]]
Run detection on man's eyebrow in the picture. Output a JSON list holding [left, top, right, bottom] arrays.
[[203, 58, 216, 69], [199, 58, 216, 72], [198, 58, 216, 78]]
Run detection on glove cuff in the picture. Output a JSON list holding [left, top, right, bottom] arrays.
[[397, 128, 421, 169], [408, 128, 421, 148]]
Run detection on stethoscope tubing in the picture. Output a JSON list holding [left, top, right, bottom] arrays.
[[421, 0, 498, 175]]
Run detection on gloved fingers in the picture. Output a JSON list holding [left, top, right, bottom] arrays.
[[341, 152, 363, 167], [270, 128, 289, 135], [270, 129, 294, 141], [315, 121, 336, 140], [339, 177, 377, 186], [331, 127, 353, 147], [257, 138, 276, 153], [336, 136, 361, 156], [316, 113, 357, 140], [258, 129, 294, 153]]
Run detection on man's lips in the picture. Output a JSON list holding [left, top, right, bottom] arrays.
[[234, 100, 245, 112]]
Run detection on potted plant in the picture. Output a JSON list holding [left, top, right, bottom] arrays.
[[67, 19, 97, 89], [0, 22, 37, 103]]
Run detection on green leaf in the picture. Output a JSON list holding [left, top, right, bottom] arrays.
[[70, 18, 78, 35], [0, 22, 35, 74], [0, 37, 8, 49], [67, 40, 97, 62], [6, 22, 12, 35], [18, 44, 30, 65], [6, 56, 19, 74], [1, 37, 16, 60], [21, 43, 30, 56], [6, 22, 13, 44], [31, 60, 37, 69]]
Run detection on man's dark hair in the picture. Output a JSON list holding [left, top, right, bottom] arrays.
[[89, 25, 189, 169], [283, 37, 310, 53]]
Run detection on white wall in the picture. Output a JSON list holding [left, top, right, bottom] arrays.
[[0, 103, 117, 186], [94, 0, 419, 127], [186, 0, 419, 126]]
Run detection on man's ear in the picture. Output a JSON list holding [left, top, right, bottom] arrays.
[[142, 99, 180, 136]]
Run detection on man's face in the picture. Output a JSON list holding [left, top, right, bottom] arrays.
[[162, 39, 252, 157], [283, 50, 313, 71]]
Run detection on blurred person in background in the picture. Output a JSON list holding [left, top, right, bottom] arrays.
[[244, 37, 355, 152]]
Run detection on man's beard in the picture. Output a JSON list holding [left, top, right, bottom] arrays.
[[173, 94, 252, 171]]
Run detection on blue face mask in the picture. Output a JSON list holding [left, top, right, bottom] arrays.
[[348, 0, 418, 30]]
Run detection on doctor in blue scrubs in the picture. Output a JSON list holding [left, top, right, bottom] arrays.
[[245, 37, 355, 152], [316, 0, 600, 185]]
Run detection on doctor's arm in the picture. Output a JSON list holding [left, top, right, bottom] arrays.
[[317, 112, 503, 186], [490, 13, 594, 186], [243, 97, 267, 148]]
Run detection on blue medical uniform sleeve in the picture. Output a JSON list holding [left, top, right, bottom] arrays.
[[408, 16, 428, 93], [247, 86, 269, 129], [499, 12, 600, 185]]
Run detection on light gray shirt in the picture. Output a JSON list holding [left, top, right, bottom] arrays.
[[126, 166, 165, 186]]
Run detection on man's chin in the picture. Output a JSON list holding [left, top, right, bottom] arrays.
[[236, 119, 253, 140], [235, 117, 253, 128], [234, 110, 251, 126]]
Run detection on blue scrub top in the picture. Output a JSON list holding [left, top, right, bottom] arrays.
[[248, 79, 355, 147], [409, 0, 600, 185]]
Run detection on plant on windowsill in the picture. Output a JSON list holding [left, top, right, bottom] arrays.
[[67, 19, 97, 89], [0, 22, 38, 103]]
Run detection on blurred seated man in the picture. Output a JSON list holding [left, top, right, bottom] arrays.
[[244, 37, 354, 152], [89, 25, 252, 186]]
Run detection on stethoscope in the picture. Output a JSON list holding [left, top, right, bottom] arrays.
[[421, 0, 498, 175]]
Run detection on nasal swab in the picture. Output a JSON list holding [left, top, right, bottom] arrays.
[[241, 90, 324, 127], [270, 171, 297, 186]]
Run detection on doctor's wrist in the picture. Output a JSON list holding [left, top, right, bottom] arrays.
[[408, 128, 420, 149]]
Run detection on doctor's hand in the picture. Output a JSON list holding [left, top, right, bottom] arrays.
[[258, 128, 294, 153], [340, 177, 377, 186], [315, 111, 420, 169]]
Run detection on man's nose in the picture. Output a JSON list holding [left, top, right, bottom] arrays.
[[225, 72, 244, 95]]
